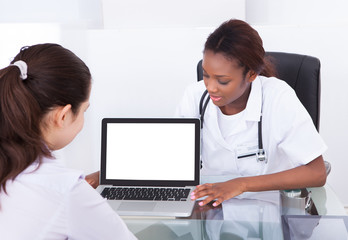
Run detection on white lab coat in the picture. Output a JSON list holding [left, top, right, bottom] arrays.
[[175, 76, 327, 177], [0, 156, 137, 240]]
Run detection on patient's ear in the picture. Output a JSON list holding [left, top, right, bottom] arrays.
[[53, 104, 72, 128]]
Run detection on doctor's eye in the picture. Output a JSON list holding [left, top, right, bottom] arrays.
[[217, 79, 229, 85]]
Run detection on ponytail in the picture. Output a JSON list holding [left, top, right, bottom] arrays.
[[0, 65, 49, 193], [260, 55, 277, 77]]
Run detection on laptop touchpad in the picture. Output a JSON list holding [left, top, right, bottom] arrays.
[[118, 202, 156, 211]]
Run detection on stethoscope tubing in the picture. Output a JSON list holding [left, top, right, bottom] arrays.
[[199, 89, 267, 162]]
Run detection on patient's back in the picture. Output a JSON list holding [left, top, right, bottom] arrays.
[[0, 157, 136, 240]]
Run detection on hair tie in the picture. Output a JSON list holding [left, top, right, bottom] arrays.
[[11, 60, 28, 80]]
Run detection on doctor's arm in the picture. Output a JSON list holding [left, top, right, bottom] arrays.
[[191, 155, 326, 207]]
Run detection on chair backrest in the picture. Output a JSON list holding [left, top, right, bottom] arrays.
[[196, 52, 321, 130]]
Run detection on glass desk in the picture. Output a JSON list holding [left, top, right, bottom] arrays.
[[121, 176, 346, 240], [124, 199, 283, 239]]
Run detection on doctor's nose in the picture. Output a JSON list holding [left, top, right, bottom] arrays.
[[205, 80, 219, 94]]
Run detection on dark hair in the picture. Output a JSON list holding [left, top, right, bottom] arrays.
[[204, 19, 276, 77], [0, 43, 91, 193]]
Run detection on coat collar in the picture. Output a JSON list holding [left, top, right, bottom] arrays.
[[204, 76, 262, 125], [202, 76, 262, 148], [245, 76, 262, 122]]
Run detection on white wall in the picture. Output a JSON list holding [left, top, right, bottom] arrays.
[[0, 24, 61, 67], [0, 0, 103, 28], [59, 0, 245, 173], [2, 0, 348, 205], [102, 0, 245, 28], [246, 0, 348, 25]]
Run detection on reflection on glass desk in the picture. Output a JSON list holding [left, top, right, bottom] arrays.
[[121, 176, 346, 240], [124, 199, 282, 240], [282, 215, 348, 240]]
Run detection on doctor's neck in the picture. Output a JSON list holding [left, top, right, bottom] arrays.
[[219, 83, 252, 115]]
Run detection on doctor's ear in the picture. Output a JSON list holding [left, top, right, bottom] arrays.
[[247, 71, 257, 82]]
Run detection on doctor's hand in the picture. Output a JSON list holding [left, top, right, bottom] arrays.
[[191, 178, 246, 207]]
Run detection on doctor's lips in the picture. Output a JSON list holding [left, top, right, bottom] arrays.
[[210, 95, 222, 102]]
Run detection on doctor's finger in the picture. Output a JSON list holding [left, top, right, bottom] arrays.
[[211, 196, 227, 207], [192, 188, 213, 200], [194, 184, 217, 196], [194, 183, 213, 192], [198, 195, 217, 206]]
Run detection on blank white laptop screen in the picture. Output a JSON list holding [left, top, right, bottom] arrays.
[[105, 122, 195, 181]]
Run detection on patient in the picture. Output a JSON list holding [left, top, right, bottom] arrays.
[[0, 44, 136, 239]]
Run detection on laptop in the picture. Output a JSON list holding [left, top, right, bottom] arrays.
[[96, 118, 200, 217]]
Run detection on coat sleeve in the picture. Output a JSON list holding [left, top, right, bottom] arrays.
[[267, 84, 327, 166], [174, 82, 204, 118]]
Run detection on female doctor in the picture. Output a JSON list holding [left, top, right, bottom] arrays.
[[175, 19, 327, 207]]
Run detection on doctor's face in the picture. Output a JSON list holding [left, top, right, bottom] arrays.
[[202, 50, 255, 114]]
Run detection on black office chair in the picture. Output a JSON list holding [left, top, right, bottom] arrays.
[[196, 52, 331, 175]]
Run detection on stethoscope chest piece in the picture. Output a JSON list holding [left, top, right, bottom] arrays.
[[256, 149, 267, 163]]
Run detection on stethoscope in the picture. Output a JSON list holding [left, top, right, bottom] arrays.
[[199, 89, 267, 163]]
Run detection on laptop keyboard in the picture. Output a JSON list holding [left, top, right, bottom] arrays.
[[101, 187, 191, 201]]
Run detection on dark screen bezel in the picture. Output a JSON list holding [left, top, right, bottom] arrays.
[[100, 118, 200, 187]]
